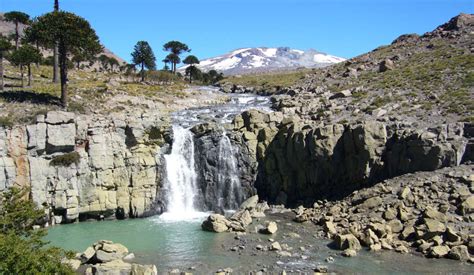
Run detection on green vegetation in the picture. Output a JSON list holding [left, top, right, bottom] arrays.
[[0, 36, 12, 91], [183, 55, 200, 83], [4, 11, 30, 49], [0, 188, 74, 274], [9, 45, 42, 87], [50, 152, 81, 167], [131, 41, 157, 81], [29, 11, 103, 106], [163, 41, 190, 73]]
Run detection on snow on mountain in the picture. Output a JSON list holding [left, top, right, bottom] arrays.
[[179, 47, 345, 75]]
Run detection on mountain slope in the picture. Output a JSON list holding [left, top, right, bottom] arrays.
[[180, 47, 345, 75]]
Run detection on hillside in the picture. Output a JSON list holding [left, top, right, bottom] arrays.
[[220, 13, 474, 127], [179, 47, 345, 75]]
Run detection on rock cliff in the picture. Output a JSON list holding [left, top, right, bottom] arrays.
[[232, 110, 472, 207], [0, 111, 170, 223]]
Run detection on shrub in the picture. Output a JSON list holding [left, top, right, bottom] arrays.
[[0, 116, 14, 128], [0, 188, 75, 274], [50, 152, 80, 167]]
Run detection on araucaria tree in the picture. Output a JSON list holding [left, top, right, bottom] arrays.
[[4, 11, 30, 50], [163, 41, 190, 73], [0, 37, 12, 91], [131, 41, 156, 82], [29, 11, 102, 107], [10, 45, 42, 87], [183, 55, 200, 83]]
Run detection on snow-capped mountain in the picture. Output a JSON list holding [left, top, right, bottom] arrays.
[[179, 47, 345, 75]]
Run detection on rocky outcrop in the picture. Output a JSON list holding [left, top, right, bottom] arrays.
[[0, 111, 170, 224], [242, 112, 471, 206]]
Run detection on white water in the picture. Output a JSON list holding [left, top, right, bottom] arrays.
[[161, 125, 205, 221], [216, 131, 243, 210]]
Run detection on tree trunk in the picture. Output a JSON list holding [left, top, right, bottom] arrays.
[[53, 43, 59, 83], [0, 53, 4, 91], [35, 41, 40, 68], [20, 65, 24, 88], [58, 41, 68, 107], [15, 22, 19, 50], [141, 62, 145, 82], [28, 64, 32, 86]]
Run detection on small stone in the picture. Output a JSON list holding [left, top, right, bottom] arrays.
[[314, 265, 328, 273], [270, 242, 282, 251], [395, 245, 409, 254], [325, 256, 335, 263], [341, 249, 357, 257], [370, 243, 382, 251]]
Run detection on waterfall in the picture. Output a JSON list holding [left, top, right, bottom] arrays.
[[216, 131, 243, 210], [161, 125, 203, 220]]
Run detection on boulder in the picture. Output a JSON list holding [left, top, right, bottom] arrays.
[[230, 209, 252, 227], [448, 245, 471, 261], [379, 59, 394, 72], [92, 259, 132, 275], [202, 214, 229, 233], [240, 195, 259, 210], [131, 263, 158, 275], [80, 246, 96, 263], [460, 196, 474, 215], [429, 245, 450, 258], [333, 234, 362, 251], [423, 218, 446, 238], [259, 221, 278, 234], [94, 242, 129, 263]]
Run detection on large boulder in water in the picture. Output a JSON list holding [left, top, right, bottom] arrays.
[[201, 214, 230, 233]]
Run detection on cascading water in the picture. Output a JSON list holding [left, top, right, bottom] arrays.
[[160, 125, 204, 220], [159, 86, 272, 221], [216, 131, 243, 210]]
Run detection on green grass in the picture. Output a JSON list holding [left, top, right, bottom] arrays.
[[50, 152, 81, 167]]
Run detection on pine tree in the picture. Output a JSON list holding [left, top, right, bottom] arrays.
[[4, 11, 30, 50], [29, 11, 102, 107], [163, 41, 190, 73], [183, 55, 200, 83], [9, 45, 42, 87], [131, 41, 156, 81]]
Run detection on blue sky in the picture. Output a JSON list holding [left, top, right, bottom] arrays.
[[1, 0, 472, 64]]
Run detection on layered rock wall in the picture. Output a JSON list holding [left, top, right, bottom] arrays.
[[232, 110, 472, 206], [0, 111, 169, 223]]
